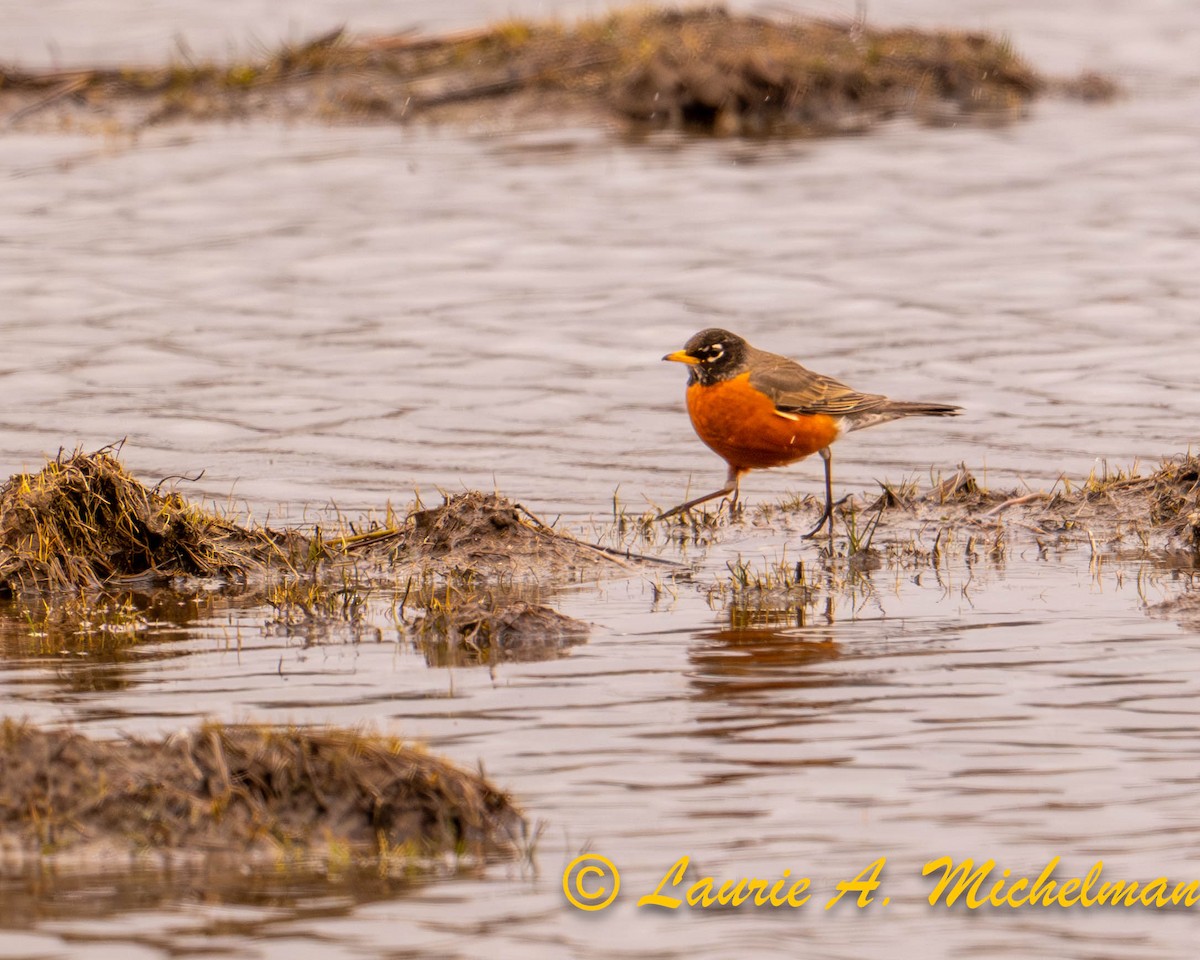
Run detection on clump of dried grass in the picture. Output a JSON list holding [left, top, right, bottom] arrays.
[[0, 447, 290, 595], [0, 720, 524, 867], [1074, 453, 1200, 539]]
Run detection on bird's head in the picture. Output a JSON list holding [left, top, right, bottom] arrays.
[[663, 328, 749, 385]]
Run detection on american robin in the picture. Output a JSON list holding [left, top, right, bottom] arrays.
[[658, 327, 961, 538]]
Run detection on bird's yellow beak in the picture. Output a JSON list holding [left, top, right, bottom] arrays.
[[663, 350, 700, 365]]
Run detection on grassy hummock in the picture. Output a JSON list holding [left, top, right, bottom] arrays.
[[0, 5, 1109, 136]]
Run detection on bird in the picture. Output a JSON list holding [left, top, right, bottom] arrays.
[[657, 327, 961, 538]]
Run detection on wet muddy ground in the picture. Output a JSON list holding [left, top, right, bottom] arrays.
[[3, 0, 1200, 958]]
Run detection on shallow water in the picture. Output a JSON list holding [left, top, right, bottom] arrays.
[[2, 557, 1198, 959], [3, 0, 1200, 957]]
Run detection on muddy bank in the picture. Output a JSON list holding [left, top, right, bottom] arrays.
[[8, 447, 1191, 598], [0, 6, 1110, 137], [0, 721, 523, 870]]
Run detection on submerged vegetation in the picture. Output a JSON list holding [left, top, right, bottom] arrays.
[[0, 5, 1112, 136], [0, 721, 523, 869]]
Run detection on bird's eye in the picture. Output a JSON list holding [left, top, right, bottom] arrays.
[[704, 344, 724, 362]]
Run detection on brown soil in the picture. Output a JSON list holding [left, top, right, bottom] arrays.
[[400, 492, 629, 576], [0, 721, 524, 870], [0, 6, 1101, 137]]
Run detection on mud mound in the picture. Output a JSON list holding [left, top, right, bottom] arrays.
[[0, 449, 288, 595], [408, 493, 539, 560], [400, 492, 625, 576], [0, 721, 523, 868]]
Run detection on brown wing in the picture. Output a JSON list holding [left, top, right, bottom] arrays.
[[746, 348, 890, 417]]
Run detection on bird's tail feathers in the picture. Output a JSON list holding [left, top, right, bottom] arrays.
[[843, 401, 961, 433]]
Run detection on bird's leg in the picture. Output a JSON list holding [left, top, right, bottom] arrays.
[[801, 447, 834, 540], [657, 465, 744, 521]]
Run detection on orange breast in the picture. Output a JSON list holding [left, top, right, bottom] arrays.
[[686, 373, 840, 470]]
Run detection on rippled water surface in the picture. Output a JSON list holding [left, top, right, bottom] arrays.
[[3, 0, 1200, 957]]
